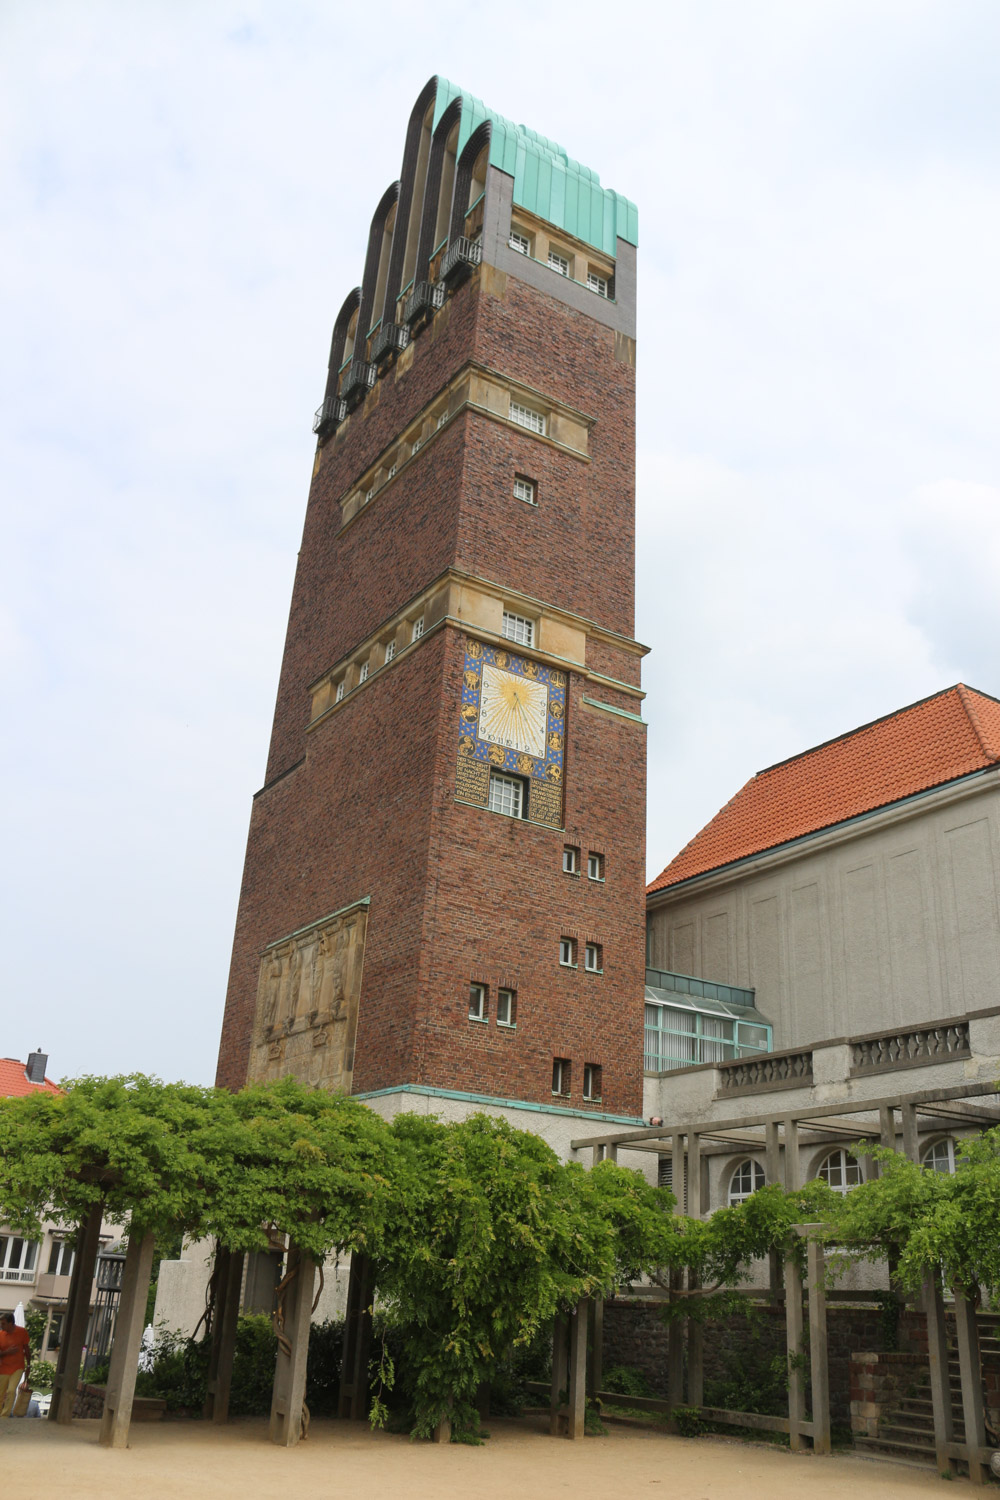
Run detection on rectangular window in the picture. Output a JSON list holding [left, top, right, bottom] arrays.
[[411, 617, 424, 641], [563, 846, 579, 874], [384, 639, 396, 664], [47, 1239, 75, 1277], [552, 1057, 570, 1096], [559, 937, 576, 967], [585, 943, 602, 973], [469, 983, 487, 1022], [359, 661, 369, 683], [509, 230, 531, 256], [365, 488, 374, 503], [412, 437, 422, 454], [0, 1235, 38, 1281], [548, 250, 570, 277], [513, 476, 536, 505], [587, 853, 604, 881], [587, 272, 609, 298], [437, 412, 448, 430], [509, 401, 546, 436], [497, 988, 517, 1027], [335, 681, 345, 703], [488, 771, 525, 819], [582, 1064, 602, 1101], [386, 464, 397, 480], [501, 610, 534, 647]]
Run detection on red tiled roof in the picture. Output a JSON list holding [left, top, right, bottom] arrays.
[[649, 684, 1000, 894], [0, 1059, 61, 1098]]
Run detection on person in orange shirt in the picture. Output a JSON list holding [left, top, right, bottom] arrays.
[[0, 1313, 32, 1418]]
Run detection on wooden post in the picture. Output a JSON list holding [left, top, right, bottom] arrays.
[[589, 1297, 604, 1398], [567, 1298, 588, 1438], [954, 1284, 988, 1485], [550, 1313, 568, 1436], [269, 1243, 315, 1447], [99, 1230, 156, 1449], [923, 1271, 955, 1475], [766, 1122, 783, 1298], [203, 1245, 244, 1423], [785, 1249, 806, 1451], [338, 1252, 374, 1420], [784, 1118, 800, 1191], [50, 1206, 103, 1424], [806, 1235, 830, 1454]]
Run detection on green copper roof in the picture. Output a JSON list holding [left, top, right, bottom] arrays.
[[434, 78, 637, 257]]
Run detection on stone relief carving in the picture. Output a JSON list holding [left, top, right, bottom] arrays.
[[246, 901, 368, 1092]]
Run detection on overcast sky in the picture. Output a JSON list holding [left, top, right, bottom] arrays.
[[3, 2, 999, 1085]]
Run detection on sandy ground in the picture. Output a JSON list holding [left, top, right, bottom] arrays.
[[0, 1414, 980, 1499]]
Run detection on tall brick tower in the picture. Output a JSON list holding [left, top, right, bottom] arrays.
[[216, 77, 647, 1123]]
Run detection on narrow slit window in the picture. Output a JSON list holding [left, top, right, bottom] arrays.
[[411, 617, 425, 641], [359, 662, 369, 684], [582, 1064, 602, 1101], [335, 681, 345, 703], [552, 1057, 570, 1095], [384, 639, 396, 664]]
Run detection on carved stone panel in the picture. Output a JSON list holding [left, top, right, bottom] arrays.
[[247, 900, 369, 1092]]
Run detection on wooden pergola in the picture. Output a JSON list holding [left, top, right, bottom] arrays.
[[566, 1076, 1000, 1482]]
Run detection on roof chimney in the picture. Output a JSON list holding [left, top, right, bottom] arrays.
[[26, 1049, 48, 1085]]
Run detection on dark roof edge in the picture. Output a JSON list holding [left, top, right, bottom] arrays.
[[647, 764, 997, 901], [756, 683, 1000, 777]]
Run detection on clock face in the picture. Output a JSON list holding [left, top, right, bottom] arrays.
[[478, 664, 548, 758]]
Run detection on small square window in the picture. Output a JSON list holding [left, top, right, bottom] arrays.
[[559, 937, 576, 967], [585, 943, 602, 973], [359, 661, 369, 684], [548, 250, 570, 277], [513, 476, 536, 505], [587, 853, 604, 881], [384, 639, 396, 664], [563, 846, 579, 875], [335, 681, 345, 703], [469, 983, 487, 1022], [489, 770, 525, 819], [509, 230, 531, 256], [501, 610, 534, 647], [552, 1057, 571, 1096], [497, 988, 517, 1027], [582, 1064, 602, 1101], [587, 272, 609, 298], [509, 401, 546, 436], [411, 617, 425, 641]]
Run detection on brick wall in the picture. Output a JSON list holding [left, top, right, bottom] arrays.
[[216, 246, 646, 1116]]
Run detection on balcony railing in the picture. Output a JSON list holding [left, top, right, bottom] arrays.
[[370, 322, 409, 365], [312, 396, 346, 437], [0, 1267, 37, 1284], [851, 1019, 971, 1075], [341, 361, 376, 409], [717, 1048, 814, 1095], [403, 280, 445, 327], [440, 236, 482, 283]]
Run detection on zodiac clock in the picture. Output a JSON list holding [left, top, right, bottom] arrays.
[[455, 637, 565, 827]]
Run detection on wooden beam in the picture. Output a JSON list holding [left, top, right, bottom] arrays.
[[99, 1230, 156, 1449]]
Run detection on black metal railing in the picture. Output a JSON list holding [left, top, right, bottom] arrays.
[[403, 281, 445, 327], [313, 396, 346, 436], [440, 236, 482, 282], [341, 360, 376, 408], [370, 322, 410, 365]]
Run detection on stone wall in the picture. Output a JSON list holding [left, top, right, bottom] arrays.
[[603, 1299, 923, 1429]]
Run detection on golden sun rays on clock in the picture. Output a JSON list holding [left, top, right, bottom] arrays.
[[478, 665, 548, 759]]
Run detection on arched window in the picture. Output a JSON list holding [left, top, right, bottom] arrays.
[[818, 1149, 861, 1196], [922, 1138, 957, 1174], [727, 1159, 765, 1207]]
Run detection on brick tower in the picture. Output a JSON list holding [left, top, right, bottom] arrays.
[[216, 77, 647, 1122]]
